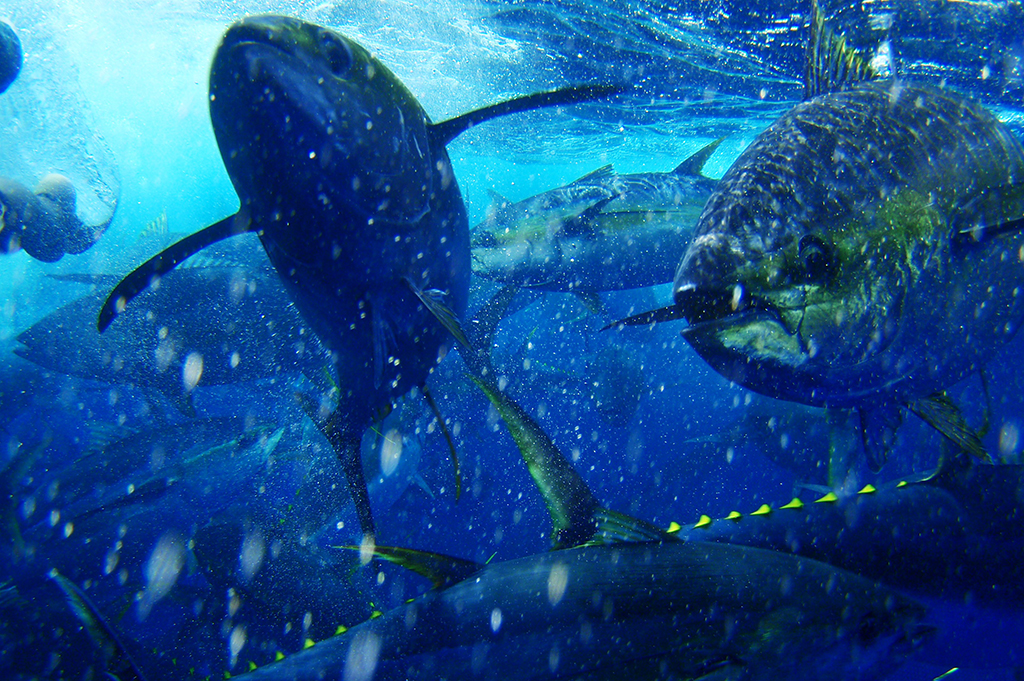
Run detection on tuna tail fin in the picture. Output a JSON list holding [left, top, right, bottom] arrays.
[[335, 544, 484, 590], [672, 137, 725, 178], [97, 211, 253, 331], [49, 570, 148, 681], [429, 84, 624, 147], [296, 393, 377, 539], [804, 0, 877, 100]]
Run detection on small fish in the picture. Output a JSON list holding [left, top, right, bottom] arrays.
[[617, 0, 1024, 468], [97, 15, 618, 538], [472, 139, 722, 295]]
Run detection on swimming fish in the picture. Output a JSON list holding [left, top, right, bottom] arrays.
[[96, 15, 618, 537], [472, 139, 722, 295], [17, 266, 327, 415], [615, 0, 1024, 468], [234, 370, 929, 681]]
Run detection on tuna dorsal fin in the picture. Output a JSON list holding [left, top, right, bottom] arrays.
[[337, 544, 484, 590], [673, 137, 726, 177], [569, 164, 615, 185], [97, 212, 253, 331], [804, 0, 877, 100], [429, 84, 623, 147], [907, 392, 990, 463]]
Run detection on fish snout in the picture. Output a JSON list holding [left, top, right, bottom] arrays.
[[673, 233, 748, 323]]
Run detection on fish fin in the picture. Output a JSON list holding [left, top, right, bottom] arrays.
[[429, 84, 624, 146], [857, 403, 903, 471], [461, 284, 536, 378], [402, 277, 471, 350], [49, 570, 148, 681], [569, 164, 615, 185], [602, 303, 687, 330], [589, 508, 679, 545], [560, 196, 617, 237], [470, 375, 601, 548], [97, 212, 252, 331], [317, 409, 377, 539], [336, 544, 483, 589], [672, 137, 726, 177], [411, 472, 435, 499], [573, 290, 606, 315], [907, 392, 990, 463], [421, 384, 461, 501], [485, 189, 515, 226], [804, 0, 877, 100], [956, 215, 1024, 245]]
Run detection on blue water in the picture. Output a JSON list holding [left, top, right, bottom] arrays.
[[1, 0, 1023, 679]]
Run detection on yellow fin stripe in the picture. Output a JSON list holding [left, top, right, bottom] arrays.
[[304, 638, 315, 649], [751, 504, 771, 516], [275, 652, 285, 662], [667, 521, 682, 533], [694, 515, 712, 529], [780, 497, 804, 510], [858, 484, 876, 494], [335, 625, 348, 635], [897, 480, 908, 488], [815, 492, 838, 503], [727, 511, 742, 521]]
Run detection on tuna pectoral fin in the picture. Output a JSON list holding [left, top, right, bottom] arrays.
[[858, 404, 903, 471], [573, 290, 606, 315], [908, 392, 990, 463], [429, 84, 623, 146], [97, 212, 252, 331], [335, 544, 483, 590], [403, 277, 471, 350]]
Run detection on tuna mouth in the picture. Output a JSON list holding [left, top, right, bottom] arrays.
[[674, 282, 784, 336]]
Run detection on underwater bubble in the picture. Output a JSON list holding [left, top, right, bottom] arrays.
[[380, 428, 403, 477], [490, 608, 503, 633], [239, 527, 266, 583], [547, 563, 569, 606], [344, 630, 381, 681], [999, 421, 1020, 463], [138, 530, 186, 620], [229, 624, 247, 668], [182, 352, 204, 392]]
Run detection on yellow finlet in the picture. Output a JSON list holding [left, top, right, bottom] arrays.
[[275, 652, 285, 662], [858, 484, 877, 494], [223, 673, 231, 680], [727, 511, 742, 521], [248, 662, 257, 672], [780, 497, 804, 510], [370, 610, 384, 619], [897, 480, 908, 488], [335, 625, 348, 635], [815, 491, 839, 503], [693, 515, 712, 529], [667, 521, 683, 533], [304, 638, 315, 649], [751, 504, 771, 516]]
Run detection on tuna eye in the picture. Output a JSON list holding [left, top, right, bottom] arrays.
[[798, 234, 833, 283], [319, 33, 352, 76]]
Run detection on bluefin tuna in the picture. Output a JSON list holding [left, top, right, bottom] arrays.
[[617, 0, 1024, 468], [95, 15, 618, 537], [472, 139, 722, 296]]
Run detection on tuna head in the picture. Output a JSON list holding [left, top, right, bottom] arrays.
[[209, 15, 457, 281], [673, 82, 1024, 408]]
